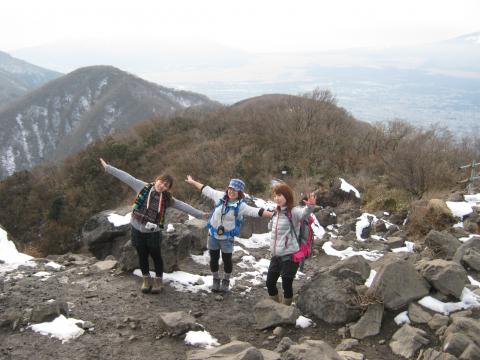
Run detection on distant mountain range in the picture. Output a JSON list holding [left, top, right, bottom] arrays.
[[0, 51, 61, 108], [12, 32, 479, 135], [0, 65, 219, 179]]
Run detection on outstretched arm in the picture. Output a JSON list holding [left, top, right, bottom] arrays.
[[293, 193, 317, 221], [171, 198, 207, 220], [185, 175, 204, 191], [99, 158, 146, 193]]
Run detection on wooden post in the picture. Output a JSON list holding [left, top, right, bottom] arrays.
[[459, 160, 480, 194]]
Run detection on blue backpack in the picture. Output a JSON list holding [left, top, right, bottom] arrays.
[[207, 197, 245, 238]]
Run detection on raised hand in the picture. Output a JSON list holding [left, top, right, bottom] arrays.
[[99, 158, 108, 170], [303, 192, 317, 206]]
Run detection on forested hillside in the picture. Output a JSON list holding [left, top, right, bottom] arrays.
[[0, 90, 478, 255]]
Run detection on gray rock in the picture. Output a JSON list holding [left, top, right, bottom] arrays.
[[420, 348, 458, 360], [254, 299, 300, 330], [259, 348, 281, 360], [30, 301, 69, 323], [349, 303, 383, 339], [187, 341, 264, 360], [0, 309, 22, 330], [274, 336, 295, 353], [449, 310, 472, 320], [296, 272, 362, 325], [459, 343, 480, 360], [442, 317, 480, 359], [389, 324, 429, 359], [337, 351, 365, 360], [442, 332, 472, 358], [336, 338, 359, 351], [424, 230, 462, 260], [92, 259, 118, 271], [367, 258, 430, 310], [463, 248, 480, 271], [157, 311, 199, 336], [328, 256, 371, 284], [453, 237, 480, 265], [408, 303, 433, 324], [385, 236, 405, 250], [428, 314, 449, 330], [240, 216, 270, 239], [418, 259, 469, 298], [283, 339, 343, 360], [316, 209, 337, 227]]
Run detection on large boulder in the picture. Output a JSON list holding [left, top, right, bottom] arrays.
[[367, 258, 430, 310], [81, 207, 132, 259], [441, 317, 480, 360], [254, 299, 300, 330], [418, 259, 469, 298], [118, 223, 204, 272], [187, 341, 268, 360], [424, 230, 462, 260], [327, 256, 371, 285], [389, 324, 430, 359], [349, 303, 383, 339], [239, 216, 270, 239], [283, 339, 344, 360], [157, 311, 199, 336], [453, 237, 480, 271], [296, 272, 362, 325]]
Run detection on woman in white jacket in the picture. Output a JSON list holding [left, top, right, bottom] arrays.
[[267, 183, 316, 305], [185, 175, 273, 292]]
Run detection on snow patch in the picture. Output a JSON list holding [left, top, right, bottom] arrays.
[[418, 288, 480, 315], [184, 330, 219, 348], [107, 213, 131, 227], [446, 201, 473, 218], [339, 178, 360, 198], [30, 315, 84, 343]]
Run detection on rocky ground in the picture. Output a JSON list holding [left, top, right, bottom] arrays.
[[0, 245, 409, 360], [2, 187, 480, 360]]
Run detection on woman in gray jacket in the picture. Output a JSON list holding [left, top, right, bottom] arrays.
[[100, 159, 206, 294], [267, 182, 316, 305]]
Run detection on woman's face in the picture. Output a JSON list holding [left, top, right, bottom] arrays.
[[155, 179, 171, 192], [227, 187, 239, 200], [273, 192, 287, 207]]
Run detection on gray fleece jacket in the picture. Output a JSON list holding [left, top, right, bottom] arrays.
[[269, 205, 315, 257], [106, 165, 204, 232]]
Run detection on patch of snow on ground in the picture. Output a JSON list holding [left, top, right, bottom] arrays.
[[184, 330, 219, 348], [418, 287, 480, 315], [459, 234, 480, 243], [296, 316, 313, 328], [30, 315, 85, 343], [107, 213, 131, 227], [0, 227, 34, 274], [235, 233, 270, 249], [339, 178, 360, 198], [322, 241, 383, 261], [365, 270, 377, 288], [356, 213, 375, 241], [469, 276, 480, 287], [391, 241, 415, 253], [394, 311, 410, 325], [446, 201, 473, 218]]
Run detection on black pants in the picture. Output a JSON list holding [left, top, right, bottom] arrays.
[[266, 256, 299, 299], [131, 227, 163, 277], [209, 250, 233, 274]]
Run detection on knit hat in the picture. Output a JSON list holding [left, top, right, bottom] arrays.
[[228, 178, 245, 192]]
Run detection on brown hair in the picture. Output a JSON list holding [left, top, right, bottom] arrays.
[[272, 183, 294, 210], [154, 174, 174, 206], [155, 174, 174, 189]]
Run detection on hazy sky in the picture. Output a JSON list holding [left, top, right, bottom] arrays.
[[1, 0, 479, 53]]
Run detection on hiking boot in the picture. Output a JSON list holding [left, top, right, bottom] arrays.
[[151, 277, 163, 294], [283, 297, 293, 306], [211, 278, 221, 292], [269, 294, 281, 303], [220, 279, 230, 292], [141, 276, 152, 293]]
